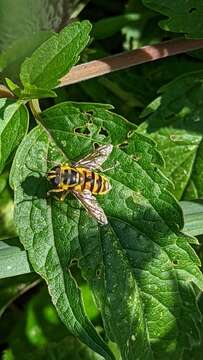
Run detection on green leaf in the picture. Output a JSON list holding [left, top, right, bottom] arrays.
[[0, 175, 16, 238], [10, 125, 114, 360], [0, 0, 83, 52], [181, 200, 203, 236], [0, 238, 32, 279], [5, 336, 104, 360], [92, 14, 140, 39], [0, 273, 38, 317], [138, 71, 203, 200], [20, 21, 92, 92], [0, 98, 29, 174], [10, 101, 203, 359], [142, 0, 203, 38], [0, 32, 53, 84]]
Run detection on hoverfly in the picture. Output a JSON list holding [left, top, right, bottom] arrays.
[[47, 144, 113, 225]]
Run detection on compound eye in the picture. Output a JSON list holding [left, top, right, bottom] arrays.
[[51, 165, 60, 175]]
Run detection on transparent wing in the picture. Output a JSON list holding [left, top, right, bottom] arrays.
[[73, 144, 113, 170], [72, 190, 108, 225]]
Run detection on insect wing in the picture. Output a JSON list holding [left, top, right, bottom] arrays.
[[73, 144, 113, 170], [72, 190, 108, 225]]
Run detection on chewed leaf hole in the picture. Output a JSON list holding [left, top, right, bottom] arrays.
[[189, 7, 196, 13], [94, 142, 100, 149], [118, 141, 128, 149], [131, 154, 140, 161], [96, 268, 102, 278], [99, 127, 109, 137], [84, 110, 94, 115], [74, 126, 91, 135]]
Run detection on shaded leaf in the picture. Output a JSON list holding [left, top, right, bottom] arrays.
[[0, 180, 16, 238], [92, 14, 140, 40], [4, 336, 104, 360], [0, 98, 28, 174], [138, 71, 203, 200], [0, 0, 83, 52], [10, 101, 203, 359], [20, 21, 91, 92], [0, 238, 32, 279], [0, 273, 38, 317], [142, 0, 203, 38], [181, 200, 203, 236], [0, 32, 53, 84]]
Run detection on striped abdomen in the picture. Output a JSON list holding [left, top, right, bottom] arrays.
[[74, 168, 110, 195], [61, 168, 80, 186]]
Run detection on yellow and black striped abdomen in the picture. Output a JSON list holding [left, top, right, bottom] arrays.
[[61, 167, 80, 189], [74, 168, 111, 195]]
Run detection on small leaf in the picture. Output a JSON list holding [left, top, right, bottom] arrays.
[[142, 0, 203, 38], [0, 238, 32, 279], [0, 98, 29, 174], [10, 101, 203, 359], [20, 21, 92, 92]]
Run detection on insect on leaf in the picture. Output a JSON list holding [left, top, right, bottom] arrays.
[[10, 102, 203, 359]]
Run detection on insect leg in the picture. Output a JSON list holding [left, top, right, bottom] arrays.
[[47, 188, 64, 196], [58, 190, 70, 202]]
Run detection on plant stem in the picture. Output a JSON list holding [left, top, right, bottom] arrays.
[[1, 38, 203, 99], [29, 99, 41, 123], [60, 38, 203, 87]]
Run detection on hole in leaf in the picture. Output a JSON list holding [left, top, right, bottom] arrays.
[[118, 142, 128, 149], [99, 127, 109, 137], [173, 260, 178, 265], [94, 142, 100, 149], [131, 154, 140, 162], [127, 130, 134, 138], [96, 268, 102, 278], [189, 7, 196, 13], [74, 126, 91, 135], [85, 110, 94, 115]]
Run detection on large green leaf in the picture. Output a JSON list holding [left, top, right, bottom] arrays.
[[10, 124, 114, 359], [0, 0, 89, 52], [20, 21, 91, 94], [10, 102, 203, 359], [0, 98, 28, 174], [142, 0, 203, 38], [138, 71, 203, 200]]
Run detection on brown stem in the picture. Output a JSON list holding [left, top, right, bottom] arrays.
[[1, 38, 203, 99], [0, 84, 15, 99], [60, 38, 203, 87]]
